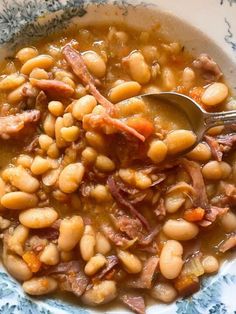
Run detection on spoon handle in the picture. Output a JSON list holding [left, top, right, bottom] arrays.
[[204, 110, 236, 130]]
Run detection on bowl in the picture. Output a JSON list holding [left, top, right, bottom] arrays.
[[0, 0, 235, 313]]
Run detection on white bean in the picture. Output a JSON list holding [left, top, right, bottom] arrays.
[[6, 165, 39, 193], [147, 140, 168, 163], [202, 161, 222, 180], [165, 130, 196, 155], [124, 51, 151, 84], [84, 254, 107, 276], [182, 67, 195, 89], [163, 219, 199, 240], [7, 224, 29, 256], [16, 47, 38, 63], [19, 207, 58, 229], [201, 83, 228, 107], [81, 280, 117, 306], [38, 134, 54, 151], [150, 282, 177, 303], [4, 254, 32, 281], [95, 232, 111, 255], [108, 81, 141, 103], [72, 95, 97, 121], [16, 154, 33, 168], [134, 171, 152, 189], [58, 216, 84, 251], [0, 73, 26, 90], [20, 55, 54, 75], [80, 225, 96, 261], [117, 249, 142, 274], [48, 101, 64, 117], [90, 185, 111, 202], [186, 143, 211, 161], [220, 211, 236, 232], [39, 243, 60, 265], [160, 240, 183, 279], [1, 192, 38, 210], [201, 255, 219, 273], [59, 163, 85, 193], [164, 192, 186, 213], [23, 276, 58, 295], [162, 67, 176, 91], [30, 156, 51, 175], [42, 167, 61, 187], [55, 117, 67, 148], [82, 51, 106, 78], [43, 113, 56, 138], [95, 155, 115, 172]]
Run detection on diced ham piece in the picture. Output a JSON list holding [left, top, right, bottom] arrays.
[[217, 133, 236, 148], [93, 255, 119, 281], [120, 294, 146, 314], [100, 224, 132, 247], [204, 135, 223, 161], [154, 198, 166, 219], [181, 159, 209, 209], [107, 176, 150, 230], [42, 261, 89, 297], [192, 53, 223, 82], [219, 234, 236, 253], [31, 227, 59, 241], [114, 215, 144, 240], [126, 256, 159, 289], [199, 206, 229, 227], [30, 78, 74, 98], [0, 110, 40, 139], [218, 182, 236, 206]]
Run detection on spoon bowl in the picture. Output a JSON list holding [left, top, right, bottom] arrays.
[[140, 92, 236, 155]]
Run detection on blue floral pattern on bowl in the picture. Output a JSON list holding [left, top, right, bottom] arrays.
[[0, 0, 235, 313]]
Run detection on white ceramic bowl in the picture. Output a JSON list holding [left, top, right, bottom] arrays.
[[0, 1, 235, 313]]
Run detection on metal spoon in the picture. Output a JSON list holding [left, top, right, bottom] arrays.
[[140, 92, 236, 154]]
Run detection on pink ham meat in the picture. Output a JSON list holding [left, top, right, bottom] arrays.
[[204, 135, 223, 161], [120, 295, 146, 314], [181, 159, 209, 209], [42, 261, 89, 297], [107, 175, 150, 230], [30, 78, 74, 98], [192, 53, 223, 82], [93, 255, 119, 281], [62, 44, 145, 142], [126, 256, 159, 289], [100, 224, 132, 247], [0, 110, 40, 139], [199, 206, 229, 227]]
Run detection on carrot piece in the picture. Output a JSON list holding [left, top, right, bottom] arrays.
[[183, 207, 205, 222], [22, 251, 42, 273], [126, 117, 155, 139]]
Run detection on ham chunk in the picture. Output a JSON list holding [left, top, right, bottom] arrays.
[[0, 110, 40, 139]]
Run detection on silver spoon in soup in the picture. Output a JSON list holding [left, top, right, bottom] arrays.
[[121, 92, 236, 157]]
